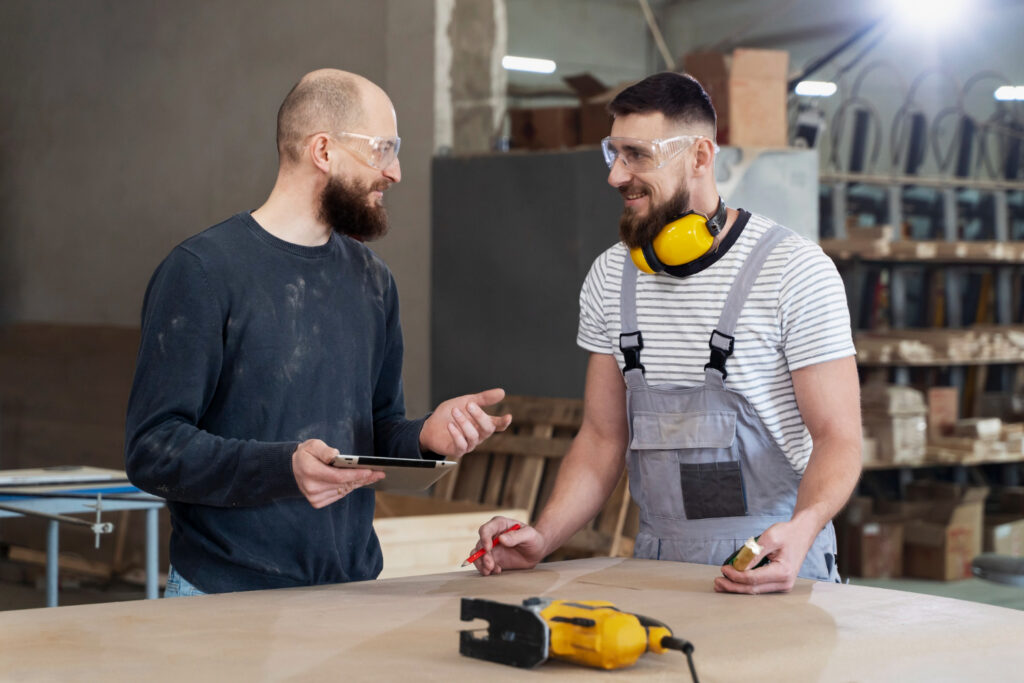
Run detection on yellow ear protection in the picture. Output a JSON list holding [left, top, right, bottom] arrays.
[[629, 198, 727, 274]]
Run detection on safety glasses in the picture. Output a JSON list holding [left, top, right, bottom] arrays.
[[331, 131, 401, 170], [600, 134, 716, 171]]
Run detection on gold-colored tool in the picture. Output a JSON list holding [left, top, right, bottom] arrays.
[[725, 536, 765, 571]]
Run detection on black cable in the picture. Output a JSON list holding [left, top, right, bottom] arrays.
[[827, 96, 885, 173], [832, 24, 892, 85], [661, 636, 699, 683], [787, 15, 886, 93]]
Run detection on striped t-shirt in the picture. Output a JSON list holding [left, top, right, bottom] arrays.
[[577, 210, 855, 475]]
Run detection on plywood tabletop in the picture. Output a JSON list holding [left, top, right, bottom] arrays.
[[2, 557, 1021, 681]]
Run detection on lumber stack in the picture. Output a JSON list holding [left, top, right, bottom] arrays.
[[927, 421, 1024, 464], [861, 384, 927, 465], [855, 326, 1024, 365]]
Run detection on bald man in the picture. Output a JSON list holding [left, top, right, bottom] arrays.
[[125, 69, 511, 596]]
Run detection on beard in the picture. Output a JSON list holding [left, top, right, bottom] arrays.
[[618, 184, 691, 249], [318, 174, 390, 242]]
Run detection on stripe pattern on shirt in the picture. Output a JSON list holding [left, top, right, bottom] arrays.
[[576, 211, 855, 475]]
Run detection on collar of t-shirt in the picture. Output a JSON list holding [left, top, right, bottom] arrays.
[[659, 208, 751, 278]]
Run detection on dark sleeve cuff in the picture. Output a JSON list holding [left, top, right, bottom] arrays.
[[261, 441, 303, 499], [375, 414, 441, 460]]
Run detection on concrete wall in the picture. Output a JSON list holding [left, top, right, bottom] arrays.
[[0, 0, 438, 415]]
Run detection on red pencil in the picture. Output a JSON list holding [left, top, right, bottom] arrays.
[[460, 524, 522, 567]]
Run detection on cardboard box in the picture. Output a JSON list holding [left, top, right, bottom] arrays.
[[997, 487, 1024, 514], [845, 517, 905, 579], [901, 484, 988, 581], [564, 73, 616, 145], [927, 386, 959, 438], [984, 514, 1024, 556], [837, 497, 904, 578], [509, 107, 579, 150], [683, 48, 789, 147]]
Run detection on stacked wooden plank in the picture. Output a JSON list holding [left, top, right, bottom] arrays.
[[861, 384, 927, 465], [927, 420, 1024, 464], [855, 326, 1024, 365]]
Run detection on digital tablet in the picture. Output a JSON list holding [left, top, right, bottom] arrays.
[[331, 455, 458, 492]]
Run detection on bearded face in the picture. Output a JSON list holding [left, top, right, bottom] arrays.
[[618, 182, 691, 249], [318, 173, 391, 242]]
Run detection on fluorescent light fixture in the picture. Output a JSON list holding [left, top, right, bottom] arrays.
[[891, 0, 965, 32], [994, 85, 1024, 101], [502, 55, 556, 74], [795, 80, 838, 97]]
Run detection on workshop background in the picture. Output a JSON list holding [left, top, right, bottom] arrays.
[[1, 0, 1023, 609]]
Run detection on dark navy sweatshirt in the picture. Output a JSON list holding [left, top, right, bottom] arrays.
[[125, 212, 425, 593]]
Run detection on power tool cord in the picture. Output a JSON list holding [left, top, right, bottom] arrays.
[[661, 636, 699, 683]]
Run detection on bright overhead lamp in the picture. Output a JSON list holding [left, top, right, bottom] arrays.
[[994, 85, 1024, 101], [795, 80, 838, 97], [891, 0, 966, 32], [502, 55, 556, 74]]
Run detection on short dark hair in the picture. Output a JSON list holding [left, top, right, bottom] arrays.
[[608, 72, 716, 132]]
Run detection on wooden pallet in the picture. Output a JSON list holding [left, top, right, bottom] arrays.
[[432, 395, 636, 558]]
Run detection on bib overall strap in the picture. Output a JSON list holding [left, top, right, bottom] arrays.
[[705, 225, 788, 384], [618, 258, 645, 381]]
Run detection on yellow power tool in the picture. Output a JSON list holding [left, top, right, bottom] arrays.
[[459, 597, 698, 679]]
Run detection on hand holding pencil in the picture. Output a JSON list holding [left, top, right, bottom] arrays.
[[465, 516, 548, 576], [461, 524, 521, 566]]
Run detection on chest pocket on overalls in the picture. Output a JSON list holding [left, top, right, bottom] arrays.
[[631, 410, 747, 520]]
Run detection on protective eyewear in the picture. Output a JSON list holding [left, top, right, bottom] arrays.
[[331, 131, 401, 169], [600, 135, 716, 171]]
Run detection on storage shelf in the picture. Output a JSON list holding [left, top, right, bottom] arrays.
[[864, 454, 1024, 471], [820, 170, 1024, 193], [823, 238, 1024, 265], [855, 326, 1024, 366]]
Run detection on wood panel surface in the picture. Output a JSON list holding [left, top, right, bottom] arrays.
[[1, 557, 1022, 681]]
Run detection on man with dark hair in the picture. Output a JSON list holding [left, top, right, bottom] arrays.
[[472, 72, 862, 594], [126, 69, 511, 596]]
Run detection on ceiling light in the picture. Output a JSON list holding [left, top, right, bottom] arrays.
[[502, 56, 556, 74], [994, 85, 1024, 101], [891, 0, 966, 33], [795, 80, 838, 97]]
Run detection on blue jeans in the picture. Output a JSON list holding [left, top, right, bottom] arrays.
[[164, 565, 207, 598]]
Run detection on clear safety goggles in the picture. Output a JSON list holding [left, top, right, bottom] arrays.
[[600, 134, 716, 171], [331, 131, 401, 169]]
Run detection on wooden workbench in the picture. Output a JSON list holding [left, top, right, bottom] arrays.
[[1, 557, 1021, 681]]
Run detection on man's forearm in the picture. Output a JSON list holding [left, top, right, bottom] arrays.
[[792, 434, 862, 533], [532, 427, 626, 555]]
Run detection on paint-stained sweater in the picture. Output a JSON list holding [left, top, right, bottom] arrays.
[[125, 212, 426, 593]]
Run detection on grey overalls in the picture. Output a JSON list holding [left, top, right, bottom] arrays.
[[619, 224, 840, 582]]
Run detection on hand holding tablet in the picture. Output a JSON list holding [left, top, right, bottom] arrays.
[[331, 454, 458, 492]]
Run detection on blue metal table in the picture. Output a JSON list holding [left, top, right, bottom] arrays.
[[0, 469, 164, 607]]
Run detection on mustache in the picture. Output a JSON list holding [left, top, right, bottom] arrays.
[[618, 182, 649, 198]]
